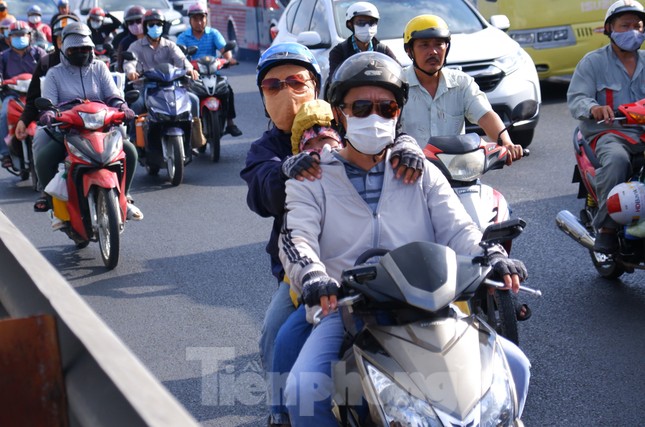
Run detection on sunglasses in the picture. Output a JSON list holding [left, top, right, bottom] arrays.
[[0, 7, 6, 12], [340, 99, 399, 119], [127, 19, 142, 24], [68, 46, 93, 53], [354, 19, 377, 27], [260, 74, 312, 95], [147, 22, 163, 28]]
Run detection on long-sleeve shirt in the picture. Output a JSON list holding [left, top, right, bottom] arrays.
[[0, 46, 46, 79], [42, 55, 123, 106], [567, 44, 645, 142], [400, 66, 491, 147], [19, 52, 60, 124], [124, 36, 192, 75]]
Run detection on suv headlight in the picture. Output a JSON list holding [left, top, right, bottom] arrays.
[[366, 362, 442, 426], [493, 49, 525, 75]]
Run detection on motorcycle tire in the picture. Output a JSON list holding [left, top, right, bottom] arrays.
[[96, 187, 120, 270], [589, 250, 625, 280], [473, 287, 519, 345], [203, 109, 221, 163], [165, 135, 184, 186]]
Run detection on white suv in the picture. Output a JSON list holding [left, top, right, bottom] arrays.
[[272, 0, 541, 147]]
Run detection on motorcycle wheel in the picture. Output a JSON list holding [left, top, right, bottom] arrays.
[[164, 135, 184, 186], [203, 109, 221, 163], [474, 288, 519, 345], [96, 187, 120, 270], [589, 250, 625, 280]]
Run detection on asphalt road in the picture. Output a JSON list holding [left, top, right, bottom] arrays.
[[0, 62, 644, 426]]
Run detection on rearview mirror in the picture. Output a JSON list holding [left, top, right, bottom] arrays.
[[296, 31, 331, 49], [481, 218, 526, 246], [121, 51, 136, 61], [510, 100, 539, 123], [35, 97, 54, 111], [124, 90, 140, 105]]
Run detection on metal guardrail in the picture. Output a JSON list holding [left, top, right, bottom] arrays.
[[0, 209, 200, 427]]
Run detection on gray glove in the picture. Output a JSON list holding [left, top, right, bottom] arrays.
[[301, 271, 341, 307], [390, 134, 425, 173], [281, 151, 319, 179], [489, 253, 528, 281]]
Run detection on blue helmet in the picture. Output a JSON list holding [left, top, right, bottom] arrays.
[[257, 42, 321, 93]]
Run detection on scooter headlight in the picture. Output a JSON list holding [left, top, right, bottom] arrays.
[[78, 110, 107, 130], [366, 362, 442, 427], [102, 129, 123, 164], [478, 345, 515, 426], [437, 149, 485, 181]]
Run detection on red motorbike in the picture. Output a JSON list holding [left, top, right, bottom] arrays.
[[557, 98, 645, 279], [36, 97, 131, 269], [2, 73, 37, 189]]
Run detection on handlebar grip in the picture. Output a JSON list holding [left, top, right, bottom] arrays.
[[522, 148, 530, 157]]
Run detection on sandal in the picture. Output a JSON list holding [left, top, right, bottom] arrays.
[[33, 196, 50, 213], [515, 302, 532, 322]]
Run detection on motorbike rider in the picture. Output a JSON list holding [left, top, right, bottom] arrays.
[[0, 21, 46, 171], [278, 51, 531, 425], [0, 16, 16, 51], [177, 2, 242, 137], [36, 22, 143, 221], [87, 7, 122, 46], [567, 0, 645, 254], [240, 42, 425, 426], [115, 6, 146, 73], [26, 6, 52, 45], [324, 1, 397, 99], [50, 0, 78, 28], [124, 9, 201, 141], [0, 1, 12, 22], [14, 14, 80, 212], [399, 15, 524, 164]]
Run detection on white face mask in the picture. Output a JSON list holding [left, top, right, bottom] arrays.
[[28, 15, 42, 25], [343, 112, 396, 155], [354, 24, 377, 43]]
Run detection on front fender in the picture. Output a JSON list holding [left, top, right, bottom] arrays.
[[82, 169, 121, 196]]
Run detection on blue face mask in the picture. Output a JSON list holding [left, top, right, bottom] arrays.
[[146, 24, 163, 39], [611, 29, 645, 52], [11, 36, 29, 50]]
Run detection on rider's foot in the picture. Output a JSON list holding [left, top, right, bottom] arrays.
[[49, 210, 66, 231], [225, 124, 243, 137], [127, 202, 144, 221], [1, 154, 12, 169], [593, 229, 618, 254]]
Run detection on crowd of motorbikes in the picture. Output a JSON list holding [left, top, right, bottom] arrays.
[[4, 21, 645, 427]]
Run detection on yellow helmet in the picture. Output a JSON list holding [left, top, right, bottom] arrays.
[[403, 15, 451, 47]]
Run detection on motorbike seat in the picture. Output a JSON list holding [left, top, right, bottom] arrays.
[[426, 133, 481, 154]]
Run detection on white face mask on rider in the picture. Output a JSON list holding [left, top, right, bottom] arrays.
[[343, 112, 396, 155], [354, 23, 377, 44]]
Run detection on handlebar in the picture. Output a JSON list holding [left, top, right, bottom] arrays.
[[483, 278, 542, 297]]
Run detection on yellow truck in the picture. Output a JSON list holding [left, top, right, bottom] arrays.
[[475, 0, 609, 80]]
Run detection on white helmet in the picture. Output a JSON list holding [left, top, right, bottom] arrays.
[[345, 2, 380, 29], [604, 0, 645, 31], [607, 181, 645, 225]]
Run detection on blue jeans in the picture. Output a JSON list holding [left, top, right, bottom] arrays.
[[270, 305, 311, 424], [260, 281, 297, 424], [0, 95, 12, 156], [285, 311, 530, 426]]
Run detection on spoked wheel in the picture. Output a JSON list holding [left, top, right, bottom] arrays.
[[164, 135, 184, 186], [203, 109, 221, 162], [473, 287, 519, 345], [96, 187, 120, 269]]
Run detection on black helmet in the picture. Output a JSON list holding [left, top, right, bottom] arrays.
[[125, 5, 146, 22], [327, 51, 408, 107], [143, 9, 165, 24], [52, 14, 80, 37]]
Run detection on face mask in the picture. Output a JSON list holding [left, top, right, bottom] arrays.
[[90, 19, 102, 30], [264, 85, 314, 131], [11, 36, 29, 50], [354, 24, 377, 44], [146, 25, 163, 39], [343, 113, 396, 155], [611, 29, 645, 52], [28, 15, 42, 25], [128, 23, 143, 35], [67, 51, 93, 67]]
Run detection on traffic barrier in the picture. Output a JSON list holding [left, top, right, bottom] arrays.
[[0, 210, 199, 426]]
